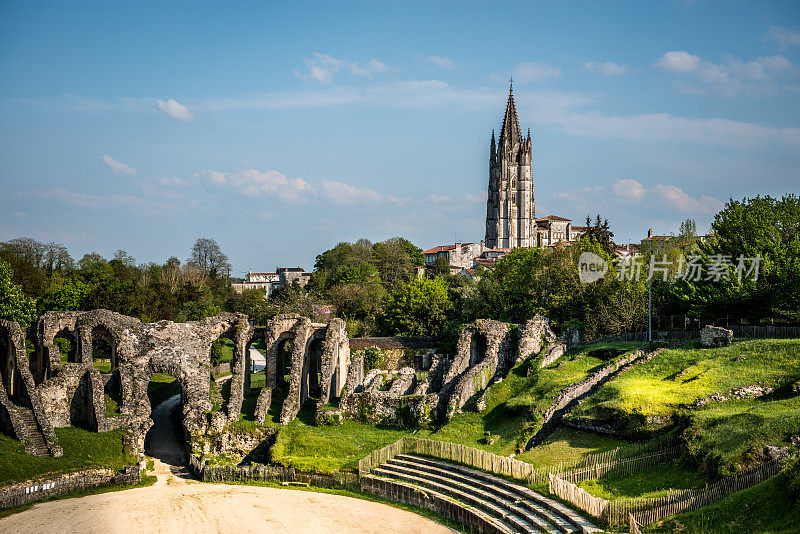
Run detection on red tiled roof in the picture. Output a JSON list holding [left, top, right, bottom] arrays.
[[641, 235, 672, 242], [536, 215, 572, 222], [249, 272, 277, 276], [423, 243, 477, 254], [423, 244, 457, 254], [474, 258, 496, 267], [571, 226, 588, 231]]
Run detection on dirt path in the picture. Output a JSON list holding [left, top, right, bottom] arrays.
[[145, 393, 186, 466]]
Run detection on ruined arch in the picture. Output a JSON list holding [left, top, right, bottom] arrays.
[[0, 326, 20, 403], [90, 324, 117, 372], [304, 334, 325, 401], [53, 327, 79, 365], [469, 332, 488, 366]]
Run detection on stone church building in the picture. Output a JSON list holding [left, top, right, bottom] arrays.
[[485, 85, 586, 251]]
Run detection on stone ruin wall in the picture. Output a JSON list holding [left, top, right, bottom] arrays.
[[2, 309, 569, 460], [337, 315, 567, 428]]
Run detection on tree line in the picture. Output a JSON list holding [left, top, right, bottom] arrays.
[[1, 194, 798, 343]]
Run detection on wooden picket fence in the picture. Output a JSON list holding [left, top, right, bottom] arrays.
[[549, 457, 784, 528], [358, 437, 405, 476], [557, 446, 682, 485], [358, 435, 679, 486], [589, 324, 800, 345]]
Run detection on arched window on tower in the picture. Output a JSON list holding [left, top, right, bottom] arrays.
[[512, 193, 516, 204]]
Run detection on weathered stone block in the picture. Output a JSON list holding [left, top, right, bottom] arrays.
[[700, 325, 733, 347]]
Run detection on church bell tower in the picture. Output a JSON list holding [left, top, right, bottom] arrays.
[[485, 83, 535, 249]]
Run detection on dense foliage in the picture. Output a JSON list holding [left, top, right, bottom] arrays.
[[1, 195, 797, 340], [0, 238, 234, 324]]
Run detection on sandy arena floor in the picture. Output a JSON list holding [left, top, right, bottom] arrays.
[[0, 394, 454, 534], [0, 458, 455, 534]]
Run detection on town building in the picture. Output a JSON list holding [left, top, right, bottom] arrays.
[[232, 267, 311, 296]]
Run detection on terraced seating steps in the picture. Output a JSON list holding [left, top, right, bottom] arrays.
[[371, 454, 599, 534], [363, 474, 518, 534]]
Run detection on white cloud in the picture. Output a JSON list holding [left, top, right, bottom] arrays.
[[296, 53, 390, 83], [583, 61, 627, 76], [653, 184, 723, 213], [495, 62, 562, 84], [349, 58, 389, 77], [426, 55, 455, 69], [656, 50, 796, 96], [319, 180, 400, 206], [156, 98, 194, 121], [767, 26, 800, 50], [613, 179, 646, 200], [100, 155, 136, 175], [425, 194, 451, 203], [657, 51, 701, 73], [199, 169, 315, 201]]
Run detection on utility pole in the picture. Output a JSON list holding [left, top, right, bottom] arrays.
[[648, 276, 652, 351]]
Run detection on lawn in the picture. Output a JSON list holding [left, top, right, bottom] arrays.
[[516, 427, 629, 467], [570, 339, 800, 422], [270, 403, 408, 473], [645, 470, 800, 534], [685, 395, 800, 476], [237, 342, 647, 472], [578, 458, 707, 499], [92, 359, 112, 373], [0, 427, 135, 484], [211, 337, 234, 364], [415, 342, 647, 455]]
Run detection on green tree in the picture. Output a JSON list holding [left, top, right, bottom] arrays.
[[381, 278, 453, 336], [0, 259, 37, 326], [679, 218, 697, 240], [669, 194, 800, 324]]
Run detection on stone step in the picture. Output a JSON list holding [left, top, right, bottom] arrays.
[[373, 466, 541, 533], [363, 474, 519, 534], [387, 458, 562, 533], [396, 454, 599, 534], [15, 407, 50, 457]]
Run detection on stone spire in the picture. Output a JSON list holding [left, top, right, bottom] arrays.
[[490, 129, 496, 161], [499, 83, 522, 149]]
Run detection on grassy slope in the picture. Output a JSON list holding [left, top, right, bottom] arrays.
[[686, 396, 800, 476], [571, 339, 800, 421], [645, 471, 800, 534], [263, 342, 646, 472], [0, 427, 135, 484], [416, 342, 647, 455], [579, 458, 707, 499]]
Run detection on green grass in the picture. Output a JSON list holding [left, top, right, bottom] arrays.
[[516, 427, 629, 467], [0, 427, 135, 485], [645, 471, 800, 534], [571, 339, 800, 422], [271, 403, 407, 472], [92, 359, 112, 373], [104, 392, 121, 417], [415, 342, 647, 455], [578, 458, 707, 499], [250, 371, 266, 389], [685, 396, 800, 476]]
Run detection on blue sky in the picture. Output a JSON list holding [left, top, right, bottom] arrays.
[[1, 1, 798, 275]]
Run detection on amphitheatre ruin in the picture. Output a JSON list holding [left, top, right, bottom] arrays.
[[0, 309, 567, 460]]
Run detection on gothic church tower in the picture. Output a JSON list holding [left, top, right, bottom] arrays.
[[485, 84, 535, 249]]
